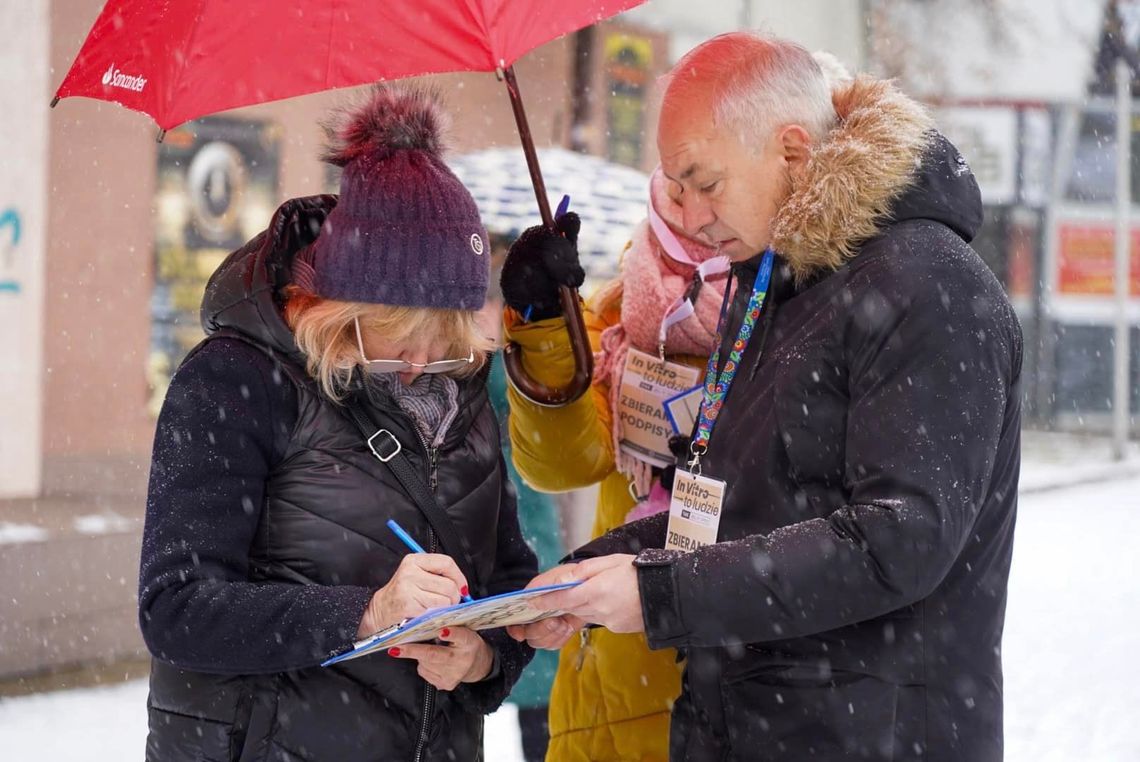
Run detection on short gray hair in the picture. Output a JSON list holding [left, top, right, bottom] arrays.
[[663, 33, 837, 149]]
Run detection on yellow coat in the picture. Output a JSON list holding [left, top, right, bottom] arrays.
[[504, 291, 706, 762]]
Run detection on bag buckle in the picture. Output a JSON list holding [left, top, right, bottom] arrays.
[[367, 429, 402, 462]]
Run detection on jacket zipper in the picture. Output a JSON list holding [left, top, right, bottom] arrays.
[[412, 426, 439, 490], [412, 428, 439, 762], [428, 446, 439, 492]]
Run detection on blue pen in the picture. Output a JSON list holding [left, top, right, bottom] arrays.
[[386, 519, 474, 602]]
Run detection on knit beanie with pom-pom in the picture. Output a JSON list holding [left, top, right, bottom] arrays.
[[307, 84, 489, 310]]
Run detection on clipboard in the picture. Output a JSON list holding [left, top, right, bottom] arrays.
[[322, 581, 581, 666]]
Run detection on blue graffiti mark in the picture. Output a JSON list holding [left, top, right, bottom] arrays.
[[0, 207, 22, 295], [0, 207, 20, 252]]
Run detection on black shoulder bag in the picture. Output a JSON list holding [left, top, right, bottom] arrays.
[[341, 400, 481, 596]]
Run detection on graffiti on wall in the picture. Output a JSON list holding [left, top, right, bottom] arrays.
[[0, 207, 21, 294]]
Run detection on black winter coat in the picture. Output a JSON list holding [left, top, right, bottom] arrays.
[[139, 196, 536, 762], [575, 83, 1022, 761]]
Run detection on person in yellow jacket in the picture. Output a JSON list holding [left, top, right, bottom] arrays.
[[498, 171, 731, 761]]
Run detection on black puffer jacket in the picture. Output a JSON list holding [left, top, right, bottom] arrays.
[[574, 81, 1022, 761], [139, 196, 536, 762]]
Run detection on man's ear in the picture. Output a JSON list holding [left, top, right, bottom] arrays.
[[779, 125, 812, 179]]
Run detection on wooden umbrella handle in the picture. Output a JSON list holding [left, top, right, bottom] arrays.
[[500, 66, 593, 406], [502, 284, 594, 407]]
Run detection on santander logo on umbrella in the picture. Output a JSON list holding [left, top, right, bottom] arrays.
[[101, 63, 147, 93]]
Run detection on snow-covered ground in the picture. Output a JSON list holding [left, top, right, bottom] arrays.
[[0, 678, 525, 760], [1, 476, 1138, 761], [1002, 476, 1140, 762]]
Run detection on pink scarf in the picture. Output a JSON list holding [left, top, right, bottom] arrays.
[[594, 169, 732, 504]]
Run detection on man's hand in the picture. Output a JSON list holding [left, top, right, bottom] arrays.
[[505, 563, 586, 649], [506, 555, 643, 649], [388, 627, 494, 691], [506, 614, 584, 650]]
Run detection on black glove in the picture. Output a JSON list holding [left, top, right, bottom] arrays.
[[500, 212, 584, 321]]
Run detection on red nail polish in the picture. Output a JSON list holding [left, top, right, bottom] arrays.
[[460, 586, 469, 597], [441, 628, 450, 638], [388, 647, 401, 657]]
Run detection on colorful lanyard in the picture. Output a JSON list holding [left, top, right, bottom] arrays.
[[689, 247, 775, 468]]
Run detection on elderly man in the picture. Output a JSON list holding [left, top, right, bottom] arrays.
[[508, 32, 1021, 762]]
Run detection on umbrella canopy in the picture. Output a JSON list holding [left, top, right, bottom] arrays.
[[449, 147, 649, 285], [54, 0, 651, 405], [55, 0, 646, 130]]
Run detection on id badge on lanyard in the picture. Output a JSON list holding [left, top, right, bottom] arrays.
[[664, 248, 775, 553], [616, 348, 702, 468]]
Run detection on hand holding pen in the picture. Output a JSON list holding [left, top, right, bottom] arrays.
[[385, 520, 474, 603], [354, 520, 471, 639], [380, 523, 494, 687]]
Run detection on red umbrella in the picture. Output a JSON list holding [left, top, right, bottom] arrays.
[[53, 0, 648, 405]]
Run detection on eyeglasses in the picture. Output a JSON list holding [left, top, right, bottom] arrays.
[[354, 316, 475, 374]]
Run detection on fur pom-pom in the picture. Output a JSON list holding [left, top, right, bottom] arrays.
[[321, 84, 450, 167]]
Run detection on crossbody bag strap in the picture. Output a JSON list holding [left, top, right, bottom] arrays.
[[341, 401, 482, 596]]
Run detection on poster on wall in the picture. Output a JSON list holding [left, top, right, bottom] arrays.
[[1006, 209, 1039, 313], [148, 117, 281, 414], [605, 33, 652, 169], [1056, 222, 1140, 297], [0, 4, 48, 498]]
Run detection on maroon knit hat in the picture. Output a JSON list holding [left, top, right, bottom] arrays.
[[308, 85, 489, 309]]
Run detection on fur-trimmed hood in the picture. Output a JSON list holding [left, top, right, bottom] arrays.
[[771, 77, 983, 283]]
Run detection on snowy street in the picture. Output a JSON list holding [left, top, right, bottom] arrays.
[[1, 474, 1137, 761], [1002, 476, 1140, 761]]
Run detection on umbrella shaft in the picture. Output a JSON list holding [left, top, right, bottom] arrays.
[[499, 65, 593, 407], [501, 66, 555, 230]]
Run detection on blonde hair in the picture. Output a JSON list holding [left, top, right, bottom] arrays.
[[283, 286, 494, 401]]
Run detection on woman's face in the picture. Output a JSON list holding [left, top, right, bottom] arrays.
[[357, 325, 454, 386]]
